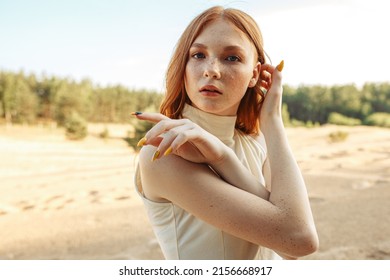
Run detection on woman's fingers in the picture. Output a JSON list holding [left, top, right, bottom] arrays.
[[260, 66, 272, 88], [270, 60, 283, 90], [132, 111, 225, 163], [132, 112, 174, 148], [260, 61, 283, 92], [151, 122, 197, 160], [260, 63, 275, 76], [132, 112, 170, 123], [135, 116, 201, 161], [145, 119, 193, 142], [260, 60, 284, 124]]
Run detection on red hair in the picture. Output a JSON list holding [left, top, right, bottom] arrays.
[[160, 6, 266, 134]]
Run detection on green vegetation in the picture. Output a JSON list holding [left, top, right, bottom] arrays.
[[283, 83, 390, 126], [328, 112, 361, 126], [0, 70, 162, 125], [364, 112, 390, 128], [64, 111, 87, 140], [328, 131, 349, 143], [99, 126, 110, 139]]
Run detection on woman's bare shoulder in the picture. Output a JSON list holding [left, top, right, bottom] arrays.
[[138, 145, 216, 202], [138, 145, 169, 202]]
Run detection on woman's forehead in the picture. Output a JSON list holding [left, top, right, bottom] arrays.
[[193, 19, 253, 48]]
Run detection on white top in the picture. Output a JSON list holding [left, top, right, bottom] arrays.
[[135, 104, 281, 260]]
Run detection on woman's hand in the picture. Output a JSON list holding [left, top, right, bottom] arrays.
[[259, 61, 284, 130], [133, 112, 229, 164]]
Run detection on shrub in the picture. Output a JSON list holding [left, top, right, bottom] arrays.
[[328, 131, 349, 142], [305, 121, 320, 128], [290, 119, 305, 127], [328, 112, 361, 126], [99, 127, 110, 139], [64, 111, 87, 140], [364, 112, 390, 128]]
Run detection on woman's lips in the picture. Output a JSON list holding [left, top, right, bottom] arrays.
[[199, 85, 222, 96]]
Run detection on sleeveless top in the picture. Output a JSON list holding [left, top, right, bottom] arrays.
[[135, 104, 281, 260]]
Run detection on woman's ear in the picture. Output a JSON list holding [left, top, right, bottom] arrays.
[[248, 62, 261, 88]]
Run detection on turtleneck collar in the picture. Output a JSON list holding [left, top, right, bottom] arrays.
[[181, 104, 237, 147]]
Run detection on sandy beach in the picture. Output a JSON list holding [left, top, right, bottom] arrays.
[[0, 123, 389, 260]]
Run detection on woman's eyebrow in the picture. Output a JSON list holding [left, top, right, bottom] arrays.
[[190, 43, 207, 49], [223, 45, 245, 52], [191, 43, 245, 52]]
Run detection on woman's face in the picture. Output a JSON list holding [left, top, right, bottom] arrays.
[[184, 19, 260, 116]]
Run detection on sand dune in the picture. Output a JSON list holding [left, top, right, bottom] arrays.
[[0, 124, 389, 259]]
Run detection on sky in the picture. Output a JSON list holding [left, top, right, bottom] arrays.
[[0, 0, 389, 92]]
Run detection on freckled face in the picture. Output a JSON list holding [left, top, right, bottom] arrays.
[[184, 19, 260, 116]]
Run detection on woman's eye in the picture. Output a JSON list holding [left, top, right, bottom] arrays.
[[192, 52, 206, 59], [226, 55, 240, 62]]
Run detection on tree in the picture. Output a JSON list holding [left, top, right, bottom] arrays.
[[0, 71, 38, 124]]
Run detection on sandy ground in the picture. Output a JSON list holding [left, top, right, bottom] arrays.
[[0, 123, 389, 260]]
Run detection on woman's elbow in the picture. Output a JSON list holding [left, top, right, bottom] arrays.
[[274, 225, 319, 258], [292, 228, 319, 258]]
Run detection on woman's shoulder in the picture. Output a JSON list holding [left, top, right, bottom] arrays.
[[138, 145, 171, 202], [138, 145, 213, 203]]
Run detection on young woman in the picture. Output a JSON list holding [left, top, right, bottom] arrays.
[[133, 6, 318, 260]]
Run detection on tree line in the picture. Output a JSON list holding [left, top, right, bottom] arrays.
[[0, 70, 389, 128], [0, 70, 162, 126], [282, 83, 390, 127]]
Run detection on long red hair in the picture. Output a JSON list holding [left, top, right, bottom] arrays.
[[160, 6, 266, 135]]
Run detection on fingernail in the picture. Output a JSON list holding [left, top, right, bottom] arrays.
[[131, 111, 142, 116], [152, 150, 160, 161], [164, 147, 173, 156], [276, 60, 284, 72], [137, 137, 147, 147]]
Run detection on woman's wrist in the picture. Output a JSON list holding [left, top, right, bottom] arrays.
[[206, 145, 237, 177], [261, 116, 285, 137], [208, 146, 236, 169]]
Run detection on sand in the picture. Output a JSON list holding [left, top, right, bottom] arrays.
[[0, 123, 389, 260]]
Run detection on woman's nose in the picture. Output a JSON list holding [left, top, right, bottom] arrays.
[[203, 59, 221, 79]]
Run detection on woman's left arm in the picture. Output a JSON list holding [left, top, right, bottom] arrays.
[[257, 62, 319, 254]]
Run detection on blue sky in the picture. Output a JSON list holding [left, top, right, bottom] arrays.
[[1, 0, 389, 91]]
